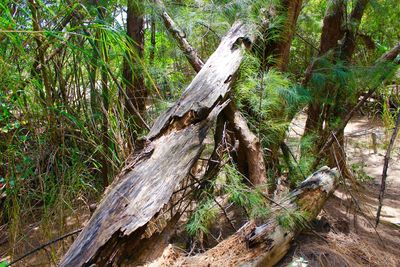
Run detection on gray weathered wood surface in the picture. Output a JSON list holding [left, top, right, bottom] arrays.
[[148, 22, 249, 139], [60, 21, 251, 266]]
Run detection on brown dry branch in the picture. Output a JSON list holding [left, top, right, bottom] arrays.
[[376, 110, 400, 226]]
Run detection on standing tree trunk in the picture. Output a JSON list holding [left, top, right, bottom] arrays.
[[302, 0, 345, 137], [89, 31, 100, 119], [324, 0, 369, 173], [28, 0, 55, 132], [265, 0, 303, 72], [124, 0, 147, 129], [311, 42, 400, 170], [149, 8, 156, 65], [300, 0, 370, 176], [253, 0, 303, 184], [96, 6, 111, 188]]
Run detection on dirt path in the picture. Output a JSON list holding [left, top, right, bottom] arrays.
[[345, 116, 400, 226], [281, 113, 400, 266]]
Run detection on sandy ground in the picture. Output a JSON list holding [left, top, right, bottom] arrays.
[[281, 113, 400, 266], [345, 116, 400, 226]]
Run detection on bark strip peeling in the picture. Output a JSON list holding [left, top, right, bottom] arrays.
[[148, 167, 338, 267], [60, 22, 252, 266], [148, 22, 251, 139]]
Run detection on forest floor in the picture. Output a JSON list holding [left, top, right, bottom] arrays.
[[1, 114, 399, 266], [281, 113, 400, 266]]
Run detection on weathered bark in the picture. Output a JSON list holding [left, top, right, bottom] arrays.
[[267, 0, 303, 71], [148, 166, 339, 267], [303, 0, 345, 135], [124, 0, 147, 119], [155, 0, 204, 72], [60, 22, 253, 266]]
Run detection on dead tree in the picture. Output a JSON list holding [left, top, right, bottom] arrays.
[[148, 167, 338, 267], [60, 21, 255, 266], [60, 11, 342, 267], [154, 6, 267, 186]]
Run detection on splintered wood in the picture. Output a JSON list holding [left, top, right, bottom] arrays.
[[60, 22, 252, 266]]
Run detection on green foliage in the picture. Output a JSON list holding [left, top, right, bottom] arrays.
[[223, 164, 270, 220], [186, 163, 271, 239], [235, 54, 309, 150], [0, 0, 152, 256], [186, 198, 219, 236], [234, 53, 309, 183], [276, 209, 309, 230], [362, 0, 400, 60]]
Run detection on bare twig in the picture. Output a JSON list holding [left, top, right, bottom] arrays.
[[195, 22, 221, 39], [376, 110, 400, 226], [212, 197, 237, 232], [313, 89, 375, 169], [295, 32, 320, 53], [8, 229, 82, 266], [331, 143, 384, 244]]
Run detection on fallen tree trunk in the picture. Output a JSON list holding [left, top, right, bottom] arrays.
[[60, 21, 253, 266], [148, 166, 338, 267], [152, 5, 267, 185]]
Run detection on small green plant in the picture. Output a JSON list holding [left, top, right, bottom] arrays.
[[186, 198, 219, 237], [276, 210, 309, 230], [224, 164, 270, 220], [351, 163, 374, 183]]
